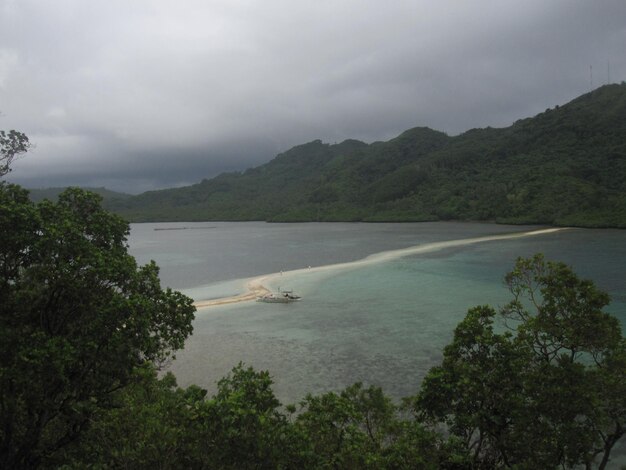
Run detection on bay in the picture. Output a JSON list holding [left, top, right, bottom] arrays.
[[127, 222, 626, 405]]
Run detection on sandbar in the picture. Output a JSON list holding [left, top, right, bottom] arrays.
[[193, 227, 566, 310]]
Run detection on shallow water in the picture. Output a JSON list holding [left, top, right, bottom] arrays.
[[127, 222, 626, 404]]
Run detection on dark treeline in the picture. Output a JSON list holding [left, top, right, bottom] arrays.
[[103, 84, 626, 227], [1, 184, 624, 469]]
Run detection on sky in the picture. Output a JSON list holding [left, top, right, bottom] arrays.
[[1, 1, 625, 194]]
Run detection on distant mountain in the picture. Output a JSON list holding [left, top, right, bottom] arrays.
[[111, 84, 626, 227], [28, 187, 131, 206]]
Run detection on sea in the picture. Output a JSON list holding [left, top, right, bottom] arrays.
[[127, 222, 626, 405]]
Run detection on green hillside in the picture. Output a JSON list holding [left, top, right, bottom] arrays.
[[28, 187, 131, 206], [110, 84, 626, 227]]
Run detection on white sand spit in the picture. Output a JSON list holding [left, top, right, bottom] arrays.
[[193, 227, 566, 310]]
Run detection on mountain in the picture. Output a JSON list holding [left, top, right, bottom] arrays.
[[109, 84, 626, 227], [28, 187, 131, 205]]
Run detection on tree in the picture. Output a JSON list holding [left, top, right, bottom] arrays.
[[501, 254, 625, 469], [69, 361, 458, 469], [53, 364, 207, 469], [0, 130, 30, 176], [295, 383, 451, 469], [195, 363, 310, 469], [415, 254, 625, 469], [0, 184, 195, 468], [415, 305, 527, 468]]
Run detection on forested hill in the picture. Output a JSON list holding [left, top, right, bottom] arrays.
[[109, 83, 626, 227], [29, 187, 131, 204]]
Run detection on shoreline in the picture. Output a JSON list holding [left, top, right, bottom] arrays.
[[193, 227, 567, 310]]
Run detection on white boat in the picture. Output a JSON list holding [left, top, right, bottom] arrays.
[[256, 289, 301, 303]]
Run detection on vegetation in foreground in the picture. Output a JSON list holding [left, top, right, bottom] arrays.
[[101, 83, 626, 227], [1, 182, 624, 469]]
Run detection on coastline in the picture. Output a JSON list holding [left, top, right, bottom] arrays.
[[193, 227, 566, 310]]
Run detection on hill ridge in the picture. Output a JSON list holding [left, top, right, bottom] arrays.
[[85, 84, 626, 227]]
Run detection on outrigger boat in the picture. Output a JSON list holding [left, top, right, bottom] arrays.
[[257, 289, 301, 303]]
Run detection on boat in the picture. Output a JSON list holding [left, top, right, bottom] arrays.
[[256, 289, 301, 303]]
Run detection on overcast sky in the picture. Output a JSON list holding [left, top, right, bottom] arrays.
[[1, 1, 625, 193]]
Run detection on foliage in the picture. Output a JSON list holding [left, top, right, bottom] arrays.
[[27, 186, 131, 204], [194, 363, 309, 469], [55, 364, 206, 468], [415, 254, 625, 469], [0, 184, 195, 468], [106, 84, 626, 227], [0, 130, 30, 176], [57, 364, 457, 470], [295, 382, 454, 469]]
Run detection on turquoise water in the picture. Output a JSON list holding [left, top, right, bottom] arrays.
[[128, 222, 538, 291], [127, 223, 626, 404]]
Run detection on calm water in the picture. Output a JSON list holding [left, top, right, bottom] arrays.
[[127, 222, 626, 404]]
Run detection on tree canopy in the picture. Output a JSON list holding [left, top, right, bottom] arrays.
[[0, 130, 30, 177], [0, 183, 195, 468], [416, 254, 625, 469]]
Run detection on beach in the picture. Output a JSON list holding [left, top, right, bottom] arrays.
[[193, 227, 565, 309]]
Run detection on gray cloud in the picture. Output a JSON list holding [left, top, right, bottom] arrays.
[[1, 0, 625, 193]]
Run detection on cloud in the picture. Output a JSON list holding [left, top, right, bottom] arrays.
[[1, 0, 625, 192]]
